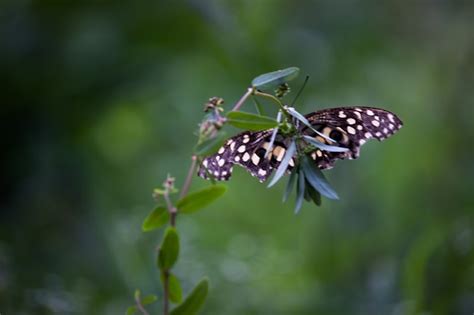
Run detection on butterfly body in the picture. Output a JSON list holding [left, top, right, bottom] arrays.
[[198, 106, 403, 182]]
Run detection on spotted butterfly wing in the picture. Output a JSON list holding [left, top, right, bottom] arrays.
[[198, 106, 402, 182]]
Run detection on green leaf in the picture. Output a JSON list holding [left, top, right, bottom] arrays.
[[283, 169, 297, 203], [161, 273, 183, 304], [194, 130, 227, 156], [170, 278, 209, 315], [141, 294, 158, 305], [302, 135, 349, 153], [295, 168, 305, 214], [226, 111, 278, 131], [142, 206, 169, 232], [305, 182, 322, 206], [268, 140, 296, 188], [252, 67, 300, 90], [176, 185, 227, 214], [301, 155, 339, 200], [158, 227, 180, 270], [126, 305, 138, 315], [134, 289, 141, 300]]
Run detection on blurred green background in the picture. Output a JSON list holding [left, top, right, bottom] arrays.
[[1, 1, 473, 314]]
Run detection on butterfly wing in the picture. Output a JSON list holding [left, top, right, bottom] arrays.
[[303, 106, 403, 169], [198, 106, 403, 182]]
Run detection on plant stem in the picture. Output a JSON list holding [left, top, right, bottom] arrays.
[[231, 87, 254, 112], [163, 270, 170, 315], [135, 295, 151, 315], [180, 155, 197, 199]]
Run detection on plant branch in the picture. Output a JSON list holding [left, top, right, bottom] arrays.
[[162, 270, 170, 315], [180, 155, 197, 199], [231, 87, 254, 112], [135, 295, 151, 315]]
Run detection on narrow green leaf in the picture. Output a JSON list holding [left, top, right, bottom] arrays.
[[158, 227, 180, 270], [141, 294, 158, 305], [252, 67, 300, 90], [268, 140, 296, 188], [162, 273, 183, 304], [302, 135, 349, 153], [194, 130, 227, 156], [286, 107, 335, 143], [227, 111, 278, 131], [294, 169, 305, 214], [301, 155, 339, 200], [176, 185, 227, 214], [283, 169, 297, 203], [142, 206, 169, 232], [306, 182, 322, 206], [170, 278, 209, 315], [126, 305, 138, 315]]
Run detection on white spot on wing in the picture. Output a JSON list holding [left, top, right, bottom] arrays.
[[388, 114, 394, 122], [237, 145, 246, 153], [347, 126, 356, 135], [364, 132, 372, 139], [242, 152, 250, 162], [218, 159, 225, 166], [234, 156, 240, 162], [372, 120, 380, 127], [359, 139, 366, 145], [218, 147, 225, 154], [347, 118, 356, 125], [202, 159, 208, 167], [338, 111, 347, 118], [356, 125, 363, 130], [258, 169, 267, 176], [251, 154, 260, 165], [366, 109, 374, 116], [354, 111, 362, 119]]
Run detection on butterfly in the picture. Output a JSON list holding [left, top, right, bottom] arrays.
[[198, 107, 403, 182]]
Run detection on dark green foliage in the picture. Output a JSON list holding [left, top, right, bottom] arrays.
[[170, 278, 209, 315], [177, 185, 227, 214], [226, 111, 278, 131], [142, 206, 169, 231], [158, 227, 180, 270]]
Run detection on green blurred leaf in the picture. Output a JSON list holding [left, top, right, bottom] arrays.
[[302, 135, 349, 152], [158, 227, 180, 270], [268, 140, 296, 188], [134, 289, 140, 300], [306, 182, 322, 206], [295, 168, 305, 214], [161, 273, 183, 304], [301, 155, 339, 200], [251, 67, 300, 90], [142, 206, 169, 232], [126, 305, 138, 315], [141, 294, 158, 305], [194, 131, 227, 156], [170, 278, 209, 315], [177, 185, 227, 214], [283, 169, 297, 203], [226, 111, 278, 131]]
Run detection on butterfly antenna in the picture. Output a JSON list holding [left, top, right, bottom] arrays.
[[290, 75, 310, 106]]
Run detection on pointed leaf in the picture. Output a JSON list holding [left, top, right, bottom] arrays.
[[294, 168, 305, 214], [141, 294, 158, 305], [283, 169, 297, 203], [301, 155, 339, 200], [170, 278, 209, 315], [126, 305, 138, 315], [161, 273, 183, 304], [302, 135, 349, 152], [306, 182, 322, 206], [268, 140, 296, 188], [226, 111, 278, 131], [158, 227, 180, 270], [142, 206, 169, 232], [252, 67, 300, 90], [176, 185, 227, 214], [194, 131, 227, 156], [286, 107, 335, 143], [264, 111, 282, 158]]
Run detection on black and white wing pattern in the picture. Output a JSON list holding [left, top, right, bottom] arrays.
[[198, 106, 403, 182]]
